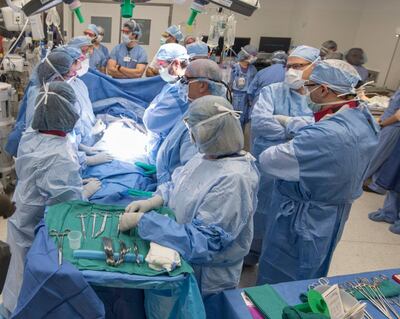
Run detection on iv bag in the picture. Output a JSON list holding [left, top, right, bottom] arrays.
[[207, 13, 220, 48], [224, 14, 236, 49]]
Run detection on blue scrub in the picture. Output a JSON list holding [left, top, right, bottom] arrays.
[[110, 43, 148, 69], [156, 112, 198, 184], [353, 65, 369, 82], [257, 105, 379, 284], [143, 83, 189, 164], [230, 63, 257, 125], [247, 63, 285, 106], [247, 82, 314, 265], [366, 90, 400, 193], [139, 153, 260, 296], [90, 45, 109, 70]]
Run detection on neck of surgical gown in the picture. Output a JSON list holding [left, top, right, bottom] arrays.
[[258, 106, 379, 284]]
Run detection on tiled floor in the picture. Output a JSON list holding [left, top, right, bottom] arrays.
[[1, 192, 399, 303]]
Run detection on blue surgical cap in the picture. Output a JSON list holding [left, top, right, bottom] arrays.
[[86, 24, 99, 36], [156, 43, 189, 61], [289, 45, 320, 62], [53, 46, 81, 61], [310, 59, 361, 94], [36, 51, 74, 84], [68, 36, 92, 49], [271, 50, 288, 64], [237, 44, 258, 61], [187, 41, 209, 58], [32, 82, 78, 132], [164, 25, 183, 42]]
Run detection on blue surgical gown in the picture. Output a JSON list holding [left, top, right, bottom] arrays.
[[2, 131, 83, 313], [257, 105, 379, 284], [156, 112, 197, 184], [109, 43, 148, 69], [366, 90, 400, 193], [90, 44, 109, 70], [248, 82, 314, 264], [143, 83, 189, 164], [230, 63, 257, 125], [138, 153, 260, 296], [247, 63, 285, 106]]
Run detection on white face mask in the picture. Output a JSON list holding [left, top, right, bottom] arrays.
[[122, 34, 131, 45], [284, 68, 305, 89], [97, 35, 103, 42], [160, 37, 167, 45], [159, 64, 179, 83], [77, 59, 90, 77]]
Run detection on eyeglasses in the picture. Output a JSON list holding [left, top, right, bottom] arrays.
[[83, 31, 96, 37], [286, 62, 311, 70], [121, 29, 132, 35]]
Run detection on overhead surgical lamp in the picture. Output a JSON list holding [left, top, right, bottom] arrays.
[[20, 0, 84, 23], [112, 0, 151, 19]]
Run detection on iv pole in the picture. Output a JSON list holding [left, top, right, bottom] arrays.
[[383, 31, 400, 88]]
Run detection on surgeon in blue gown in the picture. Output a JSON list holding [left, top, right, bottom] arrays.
[[2, 83, 101, 315], [257, 59, 379, 284], [120, 96, 259, 296], [143, 43, 190, 164], [230, 45, 258, 126], [364, 89, 400, 195], [156, 59, 226, 184], [246, 45, 319, 266], [247, 50, 287, 107], [84, 24, 109, 72]]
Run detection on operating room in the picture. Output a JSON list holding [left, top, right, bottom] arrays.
[[0, 0, 400, 318]]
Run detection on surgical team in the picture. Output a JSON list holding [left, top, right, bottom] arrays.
[[6, 17, 400, 314]]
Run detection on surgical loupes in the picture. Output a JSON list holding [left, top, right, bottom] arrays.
[[77, 214, 87, 240], [94, 213, 111, 238]]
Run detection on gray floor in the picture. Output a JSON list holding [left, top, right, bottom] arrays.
[[1, 192, 399, 303]]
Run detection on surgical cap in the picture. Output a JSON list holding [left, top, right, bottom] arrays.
[[186, 59, 224, 95], [309, 59, 361, 94], [163, 25, 183, 42], [156, 43, 189, 61], [186, 95, 244, 156], [123, 19, 142, 38], [53, 46, 82, 61], [237, 44, 258, 61], [68, 36, 92, 49], [36, 51, 74, 84], [271, 50, 288, 64], [289, 45, 320, 62], [86, 24, 99, 36], [187, 41, 209, 59], [32, 82, 79, 133]]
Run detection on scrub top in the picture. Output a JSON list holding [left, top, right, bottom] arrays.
[[109, 43, 148, 69]]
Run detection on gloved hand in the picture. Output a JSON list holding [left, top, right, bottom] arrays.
[[79, 144, 102, 155], [275, 115, 291, 126], [145, 242, 181, 272], [86, 152, 113, 166], [82, 177, 99, 184], [119, 212, 144, 231], [83, 179, 101, 198], [92, 119, 106, 136], [125, 195, 164, 213]]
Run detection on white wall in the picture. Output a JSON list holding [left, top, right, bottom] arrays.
[[63, 0, 400, 89]]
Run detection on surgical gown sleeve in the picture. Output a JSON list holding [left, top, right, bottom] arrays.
[[259, 140, 300, 181], [247, 73, 260, 104], [286, 116, 314, 138], [36, 153, 84, 204], [251, 86, 287, 140], [139, 175, 254, 264]]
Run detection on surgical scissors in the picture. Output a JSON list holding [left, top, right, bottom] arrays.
[[49, 229, 71, 266]]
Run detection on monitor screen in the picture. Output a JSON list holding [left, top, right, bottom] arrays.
[[259, 37, 291, 53]]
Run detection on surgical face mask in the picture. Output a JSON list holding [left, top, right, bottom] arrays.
[[305, 85, 322, 112], [97, 35, 103, 42], [122, 34, 131, 45], [77, 58, 89, 77], [178, 82, 189, 103], [159, 64, 179, 83], [284, 68, 305, 89], [160, 37, 167, 45], [248, 57, 257, 64]]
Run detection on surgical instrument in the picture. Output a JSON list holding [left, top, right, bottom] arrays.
[[73, 250, 144, 264], [91, 212, 97, 238], [77, 213, 87, 240], [94, 213, 111, 238], [49, 229, 71, 266], [133, 241, 141, 265], [115, 240, 129, 266], [102, 237, 115, 266]]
